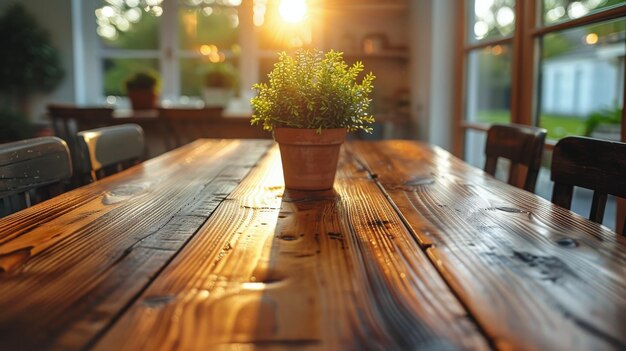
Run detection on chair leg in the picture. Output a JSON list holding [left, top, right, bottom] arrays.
[[484, 157, 497, 176], [589, 191, 607, 224], [551, 183, 573, 210]]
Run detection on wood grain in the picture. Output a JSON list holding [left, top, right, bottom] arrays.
[[93, 146, 489, 350], [0, 139, 272, 350], [349, 140, 626, 351]]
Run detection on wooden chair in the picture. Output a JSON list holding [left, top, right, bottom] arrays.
[[158, 107, 223, 148], [48, 104, 115, 175], [48, 104, 115, 142], [551, 136, 626, 235], [0, 137, 72, 217], [484, 123, 547, 192], [75, 124, 144, 183]]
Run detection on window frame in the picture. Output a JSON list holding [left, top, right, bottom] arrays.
[[454, 0, 626, 156], [80, 0, 257, 105], [454, 0, 626, 232]]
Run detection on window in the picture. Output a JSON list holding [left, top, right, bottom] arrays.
[[459, 0, 625, 142], [462, 0, 516, 168], [92, 0, 242, 106], [457, 0, 626, 230], [538, 17, 625, 139], [83, 0, 319, 107]]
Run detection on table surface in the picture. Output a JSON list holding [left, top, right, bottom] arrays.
[[0, 139, 625, 351]]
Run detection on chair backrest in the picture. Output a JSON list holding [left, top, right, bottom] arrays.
[[484, 123, 547, 192], [0, 137, 72, 217], [48, 104, 114, 178], [75, 124, 144, 183], [48, 104, 114, 141], [551, 136, 626, 235], [158, 107, 223, 148]]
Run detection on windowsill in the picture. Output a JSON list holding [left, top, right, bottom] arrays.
[[110, 96, 253, 119]]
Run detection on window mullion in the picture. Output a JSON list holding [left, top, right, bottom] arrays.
[[512, 0, 538, 126], [452, 0, 467, 157], [239, 0, 258, 100], [160, 0, 179, 101]]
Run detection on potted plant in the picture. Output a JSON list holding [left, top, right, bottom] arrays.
[[202, 63, 237, 107], [250, 49, 375, 190], [125, 71, 159, 110]]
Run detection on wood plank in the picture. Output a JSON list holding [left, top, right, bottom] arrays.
[[93, 146, 489, 350], [349, 140, 626, 350], [0, 139, 272, 351]]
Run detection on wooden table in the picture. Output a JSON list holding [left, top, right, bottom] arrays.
[[0, 140, 624, 350]]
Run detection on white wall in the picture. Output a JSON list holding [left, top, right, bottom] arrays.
[[542, 56, 621, 117], [0, 0, 75, 121], [410, 0, 456, 151]]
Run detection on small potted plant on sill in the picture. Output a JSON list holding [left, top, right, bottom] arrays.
[[125, 71, 159, 110], [251, 49, 375, 190], [202, 62, 237, 107]]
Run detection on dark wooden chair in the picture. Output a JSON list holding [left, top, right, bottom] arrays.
[[0, 137, 72, 217], [75, 124, 144, 183], [484, 123, 547, 192], [48, 104, 115, 142], [48, 104, 115, 176], [158, 107, 223, 148], [551, 136, 626, 235]]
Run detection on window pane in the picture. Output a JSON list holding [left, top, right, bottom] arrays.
[[467, 0, 516, 43], [180, 58, 239, 97], [103, 58, 160, 96], [464, 129, 487, 168], [96, 1, 160, 50], [543, 0, 626, 25], [538, 19, 624, 140], [465, 45, 513, 123], [178, 2, 239, 51]]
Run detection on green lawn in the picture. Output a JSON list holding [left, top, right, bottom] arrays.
[[475, 110, 587, 140]]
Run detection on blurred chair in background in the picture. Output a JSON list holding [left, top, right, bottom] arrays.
[[47, 104, 114, 177], [48, 104, 114, 143], [158, 107, 223, 148], [484, 123, 547, 192], [0, 137, 72, 217], [75, 124, 144, 183]]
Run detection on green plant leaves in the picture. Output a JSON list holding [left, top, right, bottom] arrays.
[[250, 49, 375, 133]]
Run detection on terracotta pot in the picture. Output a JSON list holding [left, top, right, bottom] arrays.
[[128, 90, 158, 110], [274, 128, 347, 190]]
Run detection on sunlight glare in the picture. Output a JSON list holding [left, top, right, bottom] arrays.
[[474, 21, 489, 39], [101, 6, 115, 18], [585, 33, 599, 45], [279, 0, 307, 24], [568, 2, 589, 19], [125, 8, 142, 23], [496, 6, 514, 27], [546, 6, 565, 22], [474, 0, 494, 18]]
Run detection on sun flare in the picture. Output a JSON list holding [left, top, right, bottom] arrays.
[[278, 0, 307, 24]]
